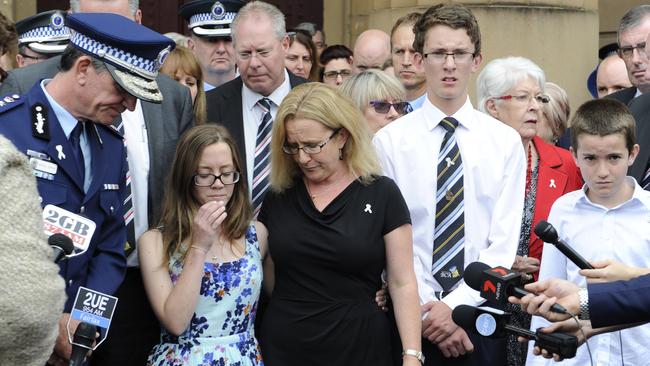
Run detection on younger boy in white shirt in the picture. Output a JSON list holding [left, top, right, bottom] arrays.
[[527, 99, 650, 366]]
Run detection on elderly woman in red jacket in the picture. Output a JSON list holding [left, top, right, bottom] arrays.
[[476, 56, 583, 366]]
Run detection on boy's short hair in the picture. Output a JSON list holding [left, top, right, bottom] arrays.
[[413, 3, 481, 55], [570, 99, 636, 153]]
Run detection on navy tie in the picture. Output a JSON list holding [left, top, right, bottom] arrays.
[[69, 122, 85, 183], [252, 98, 273, 217], [432, 117, 465, 291]]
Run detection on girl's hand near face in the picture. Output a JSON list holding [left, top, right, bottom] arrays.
[[193, 200, 228, 251]]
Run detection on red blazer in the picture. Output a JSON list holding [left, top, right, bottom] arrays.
[[528, 136, 583, 275]]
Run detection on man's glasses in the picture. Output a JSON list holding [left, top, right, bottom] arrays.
[[422, 51, 475, 64], [618, 42, 646, 60], [369, 100, 412, 115], [493, 94, 550, 105], [193, 171, 240, 186], [19, 53, 50, 62], [323, 69, 352, 80], [282, 128, 340, 155]]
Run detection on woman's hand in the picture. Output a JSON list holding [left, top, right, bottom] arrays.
[[193, 200, 227, 251]]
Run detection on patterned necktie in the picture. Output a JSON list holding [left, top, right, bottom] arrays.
[[432, 117, 465, 291], [117, 121, 136, 256], [69, 122, 85, 181], [252, 98, 273, 217], [642, 165, 650, 191]]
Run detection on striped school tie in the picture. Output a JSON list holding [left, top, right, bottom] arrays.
[[116, 121, 136, 256], [252, 98, 273, 217], [432, 117, 465, 291], [642, 166, 650, 191]]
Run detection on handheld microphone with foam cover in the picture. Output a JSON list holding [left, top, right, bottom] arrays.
[[69, 322, 96, 366], [534, 221, 594, 270], [452, 305, 578, 359], [48, 233, 74, 264], [465, 262, 567, 314]]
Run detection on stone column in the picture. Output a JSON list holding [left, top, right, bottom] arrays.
[[0, 0, 37, 21]]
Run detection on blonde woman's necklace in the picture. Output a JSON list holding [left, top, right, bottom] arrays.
[[305, 174, 354, 201]]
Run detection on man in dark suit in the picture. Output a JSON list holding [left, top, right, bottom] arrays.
[[0, 13, 174, 365], [607, 5, 650, 105], [206, 0, 306, 215], [604, 6, 650, 187], [0, 2, 194, 365]]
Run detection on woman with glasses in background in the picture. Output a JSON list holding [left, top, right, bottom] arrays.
[[476, 56, 582, 366], [257, 83, 422, 366], [285, 30, 318, 81], [319, 44, 353, 87], [140, 124, 266, 365], [340, 69, 411, 134]]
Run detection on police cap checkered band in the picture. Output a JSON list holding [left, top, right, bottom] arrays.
[[180, 0, 244, 35], [70, 31, 159, 79], [19, 26, 71, 44], [188, 11, 237, 28], [16, 10, 71, 46]]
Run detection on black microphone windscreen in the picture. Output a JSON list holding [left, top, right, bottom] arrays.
[[451, 304, 478, 330], [73, 322, 96, 347], [534, 220, 558, 243], [464, 262, 491, 291], [48, 233, 74, 255]]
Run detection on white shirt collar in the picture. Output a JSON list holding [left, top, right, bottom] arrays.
[[577, 176, 649, 210], [422, 96, 476, 132], [242, 69, 291, 111], [40, 79, 79, 138]]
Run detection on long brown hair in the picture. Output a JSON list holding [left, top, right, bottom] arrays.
[[160, 46, 207, 124], [159, 124, 252, 264]]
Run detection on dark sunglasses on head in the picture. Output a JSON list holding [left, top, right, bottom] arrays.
[[369, 100, 412, 115]]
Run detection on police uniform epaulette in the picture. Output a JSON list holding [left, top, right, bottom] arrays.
[[0, 94, 25, 114]]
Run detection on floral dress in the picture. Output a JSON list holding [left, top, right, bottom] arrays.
[[147, 224, 264, 366]]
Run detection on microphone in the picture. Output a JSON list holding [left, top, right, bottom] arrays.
[[452, 305, 578, 359], [48, 233, 74, 263], [534, 221, 594, 270], [465, 262, 567, 314], [69, 322, 96, 366]]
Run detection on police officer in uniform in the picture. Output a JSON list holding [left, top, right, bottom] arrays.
[[15, 10, 71, 68], [0, 13, 175, 365], [181, 0, 245, 91]]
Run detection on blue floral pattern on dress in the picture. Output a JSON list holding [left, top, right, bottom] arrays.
[[146, 223, 264, 366]]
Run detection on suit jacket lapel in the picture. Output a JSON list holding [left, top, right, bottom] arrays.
[[224, 79, 247, 175]]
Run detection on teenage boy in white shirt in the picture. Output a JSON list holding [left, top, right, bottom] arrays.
[[374, 3, 525, 365]]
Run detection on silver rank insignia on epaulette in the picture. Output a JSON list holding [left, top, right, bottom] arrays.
[[31, 103, 50, 140], [0, 94, 20, 107]]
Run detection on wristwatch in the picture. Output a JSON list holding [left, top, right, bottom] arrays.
[[578, 287, 590, 320], [403, 349, 425, 364]]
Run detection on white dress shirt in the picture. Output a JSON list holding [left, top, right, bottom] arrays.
[[241, 69, 292, 191], [121, 101, 150, 267], [373, 97, 526, 311], [527, 178, 650, 366]]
